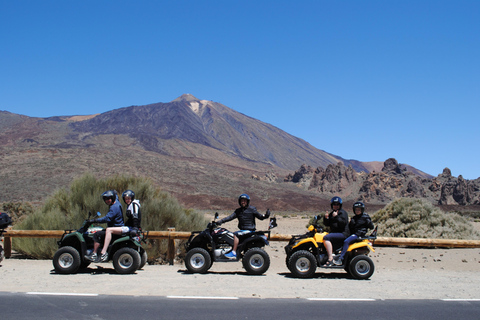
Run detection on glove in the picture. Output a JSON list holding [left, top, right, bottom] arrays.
[[208, 222, 216, 229], [265, 209, 271, 218], [130, 228, 139, 237], [87, 219, 97, 224]]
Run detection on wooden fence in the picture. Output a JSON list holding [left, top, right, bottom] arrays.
[[2, 229, 480, 261]]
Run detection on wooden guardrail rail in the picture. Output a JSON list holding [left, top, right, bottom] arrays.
[[2, 229, 480, 260]]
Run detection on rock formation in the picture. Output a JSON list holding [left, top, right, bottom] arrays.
[[285, 158, 480, 205]]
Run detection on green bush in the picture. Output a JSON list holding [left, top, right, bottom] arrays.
[[13, 173, 208, 260], [372, 198, 480, 239], [2, 202, 34, 223]]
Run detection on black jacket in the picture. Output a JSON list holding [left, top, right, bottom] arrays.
[[125, 201, 141, 230], [323, 208, 349, 236], [218, 205, 268, 231], [349, 212, 374, 237]]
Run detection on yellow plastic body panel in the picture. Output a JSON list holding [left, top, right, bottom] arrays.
[[347, 239, 375, 253]]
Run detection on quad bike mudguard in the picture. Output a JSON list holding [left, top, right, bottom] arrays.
[[58, 231, 89, 256], [347, 239, 375, 254], [240, 231, 270, 249]]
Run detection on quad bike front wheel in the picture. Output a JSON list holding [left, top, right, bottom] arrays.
[[348, 255, 374, 280], [185, 247, 212, 274], [242, 247, 270, 275], [112, 247, 141, 274], [53, 246, 81, 274], [288, 250, 317, 278]]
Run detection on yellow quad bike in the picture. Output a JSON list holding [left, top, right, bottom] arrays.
[[285, 215, 377, 280]]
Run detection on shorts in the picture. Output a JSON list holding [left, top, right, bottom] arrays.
[[121, 226, 131, 233], [234, 230, 254, 242]]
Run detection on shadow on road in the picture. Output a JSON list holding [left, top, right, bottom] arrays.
[[49, 265, 145, 275], [279, 271, 361, 280], [177, 269, 267, 276]]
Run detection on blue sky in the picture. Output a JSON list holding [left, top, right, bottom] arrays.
[[1, 1, 479, 179]]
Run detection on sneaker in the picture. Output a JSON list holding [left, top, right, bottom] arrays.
[[85, 253, 97, 262], [225, 251, 237, 259], [100, 252, 108, 262], [333, 258, 343, 266]]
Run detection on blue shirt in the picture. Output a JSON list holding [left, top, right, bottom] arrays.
[[96, 200, 124, 227]]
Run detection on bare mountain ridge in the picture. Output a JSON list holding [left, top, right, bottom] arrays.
[[69, 94, 364, 171], [0, 94, 449, 211]]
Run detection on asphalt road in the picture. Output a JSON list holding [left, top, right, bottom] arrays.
[[2, 292, 480, 320]]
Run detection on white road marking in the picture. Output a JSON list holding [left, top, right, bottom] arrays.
[[441, 299, 480, 302], [167, 295, 239, 300], [27, 292, 99, 296], [307, 298, 376, 301]]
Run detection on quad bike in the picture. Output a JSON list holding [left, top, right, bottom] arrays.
[[0, 212, 13, 264], [184, 212, 277, 275], [285, 215, 377, 280], [53, 212, 148, 274]]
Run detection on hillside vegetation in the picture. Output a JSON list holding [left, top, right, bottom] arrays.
[[12, 173, 207, 260]]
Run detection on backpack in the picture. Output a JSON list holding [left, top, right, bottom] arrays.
[[0, 212, 12, 229]]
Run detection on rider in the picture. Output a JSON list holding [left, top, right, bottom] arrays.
[[85, 190, 124, 262], [97, 190, 142, 262], [334, 201, 374, 266], [216, 194, 270, 259], [322, 196, 350, 267]]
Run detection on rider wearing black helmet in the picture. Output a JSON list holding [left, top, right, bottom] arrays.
[[85, 190, 124, 262], [333, 201, 374, 266], [96, 190, 142, 262], [216, 194, 270, 259], [322, 196, 350, 267], [122, 190, 141, 230]]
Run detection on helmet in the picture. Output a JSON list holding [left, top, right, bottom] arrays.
[[238, 194, 250, 207], [122, 190, 135, 202], [330, 196, 343, 209], [353, 201, 365, 214], [102, 190, 116, 202]]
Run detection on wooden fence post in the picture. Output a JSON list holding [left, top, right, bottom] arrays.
[[167, 227, 175, 265], [4, 236, 12, 258]]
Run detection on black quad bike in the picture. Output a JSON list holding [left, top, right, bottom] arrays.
[[0, 212, 13, 264], [184, 212, 277, 275], [285, 215, 377, 280], [53, 212, 148, 274]]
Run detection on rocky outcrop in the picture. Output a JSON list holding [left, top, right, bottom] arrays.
[[285, 158, 480, 205], [252, 172, 278, 183]]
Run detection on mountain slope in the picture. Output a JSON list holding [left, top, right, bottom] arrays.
[[70, 94, 363, 171], [0, 95, 432, 209]]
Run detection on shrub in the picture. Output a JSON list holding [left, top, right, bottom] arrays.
[[2, 202, 34, 223], [13, 173, 208, 260], [372, 198, 480, 239]]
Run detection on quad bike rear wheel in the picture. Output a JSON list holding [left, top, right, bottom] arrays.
[[288, 250, 317, 278], [185, 247, 212, 274], [348, 255, 374, 280], [113, 247, 141, 274], [242, 247, 270, 275], [53, 246, 81, 274]]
